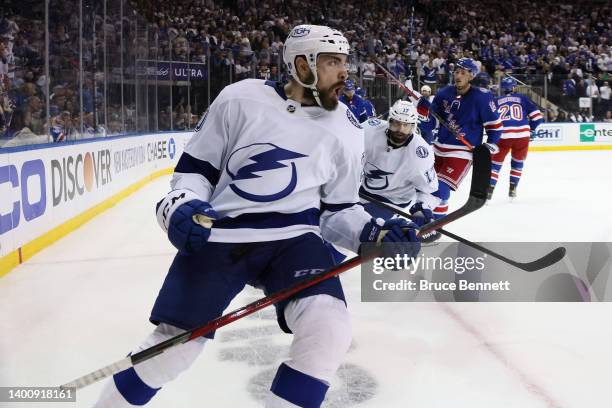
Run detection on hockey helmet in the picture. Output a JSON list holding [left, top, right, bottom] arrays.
[[283, 25, 350, 106], [389, 100, 419, 124], [455, 57, 479, 77], [501, 77, 518, 93]]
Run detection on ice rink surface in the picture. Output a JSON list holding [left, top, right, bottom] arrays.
[[2, 150, 612, 407]]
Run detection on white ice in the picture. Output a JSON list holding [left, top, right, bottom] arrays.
[[1, 150, 612, 407]]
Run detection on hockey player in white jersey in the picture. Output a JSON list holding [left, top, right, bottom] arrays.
[[361, 100, 440, 240], [93, 25, 421, 408]]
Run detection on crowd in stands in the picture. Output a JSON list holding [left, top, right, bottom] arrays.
[[1, 0, 611, 145]]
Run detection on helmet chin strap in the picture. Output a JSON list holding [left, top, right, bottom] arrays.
[[292, 59, 324, 107]]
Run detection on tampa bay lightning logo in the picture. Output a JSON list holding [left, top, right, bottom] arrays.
[[364, 162, 393, 190], [415, 146, 428, 158], [226, 143, 308, 202]]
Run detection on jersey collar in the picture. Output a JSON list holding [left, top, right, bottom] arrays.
[[265, 80, 288, 100]]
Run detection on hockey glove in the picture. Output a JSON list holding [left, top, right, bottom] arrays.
[[360, 217, 421, 258], [530, 130, 536, 141], [156, 189, 218, 253], [416, 97, 431, 121], [482, 142, 500, 155], [409, 202, 435, 227]]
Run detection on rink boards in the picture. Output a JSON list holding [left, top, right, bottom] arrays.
[[1, 122, 612, 277], [0, 132, 191, 276], [528, 122, 612, 151]]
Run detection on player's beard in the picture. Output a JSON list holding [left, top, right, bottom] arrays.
[[387, 129, 412, 146], [301, 72, 343, 111]]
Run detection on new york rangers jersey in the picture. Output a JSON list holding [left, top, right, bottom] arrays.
[[495, 93, 543, 139], [360, 118, 440, 211], [170, 79, 372, 252], [339, 93, 369, 123], [430, 85, 502, 159]]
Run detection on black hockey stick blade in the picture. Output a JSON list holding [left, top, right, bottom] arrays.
[[516, 246, 567, 272], [438, 228, 566, 272], [360, 191, 567, 272]]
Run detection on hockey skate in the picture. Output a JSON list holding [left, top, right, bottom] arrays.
[[509, 183, 517, 200], [487, 185, 495, 201]]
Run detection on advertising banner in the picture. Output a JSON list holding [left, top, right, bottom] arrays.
[[0, 133, 191, 260]]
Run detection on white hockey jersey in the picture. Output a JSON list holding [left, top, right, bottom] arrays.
[[169, 79, 372, 252], [361, 118, 440, 210]]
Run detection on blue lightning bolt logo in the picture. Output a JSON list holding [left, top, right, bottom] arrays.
[[226, 143, 308, 202], [364, 162, 393, 190]]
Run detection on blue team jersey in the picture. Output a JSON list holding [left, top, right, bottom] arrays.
[[339, 94, 368, 123], [430, 85, 502, 152], [495, 92, 543, 139], [363, 99, 375, 118]]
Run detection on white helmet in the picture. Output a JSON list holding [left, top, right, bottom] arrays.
[[283, 25, 350, 107], [389, 100, 419, 124], [420, 85, 432, 94]]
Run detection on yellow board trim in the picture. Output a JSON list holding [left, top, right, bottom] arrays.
[[2, 143, 611, 276], [0, 168, 173, 278], [529, 145, 612, 152]]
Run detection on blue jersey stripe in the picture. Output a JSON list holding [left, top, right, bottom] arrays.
[[359, 186, 412, 208], [213, 208, 320, 229], [320, 201, 359, 213], [175, 152, 220, 186]]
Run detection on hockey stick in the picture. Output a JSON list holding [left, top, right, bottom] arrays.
[[359, 191, 566, 272], [375, 62, 474, 149], [60, 147, 492, 391]]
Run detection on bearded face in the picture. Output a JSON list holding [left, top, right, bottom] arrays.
[[295, 54, 349, 111], [301, 70, 345, 111], [387, 119, 415, 145]]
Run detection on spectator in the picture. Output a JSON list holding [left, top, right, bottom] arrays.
[[600, 81, 610, 114], [421, 56, 437, 90], [24, 95, 44, 134]]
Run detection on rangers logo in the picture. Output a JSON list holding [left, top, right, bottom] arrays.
[[346, 110, 363, 129], [367, 118, 381, 126], [416, 146, 429, 158]]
